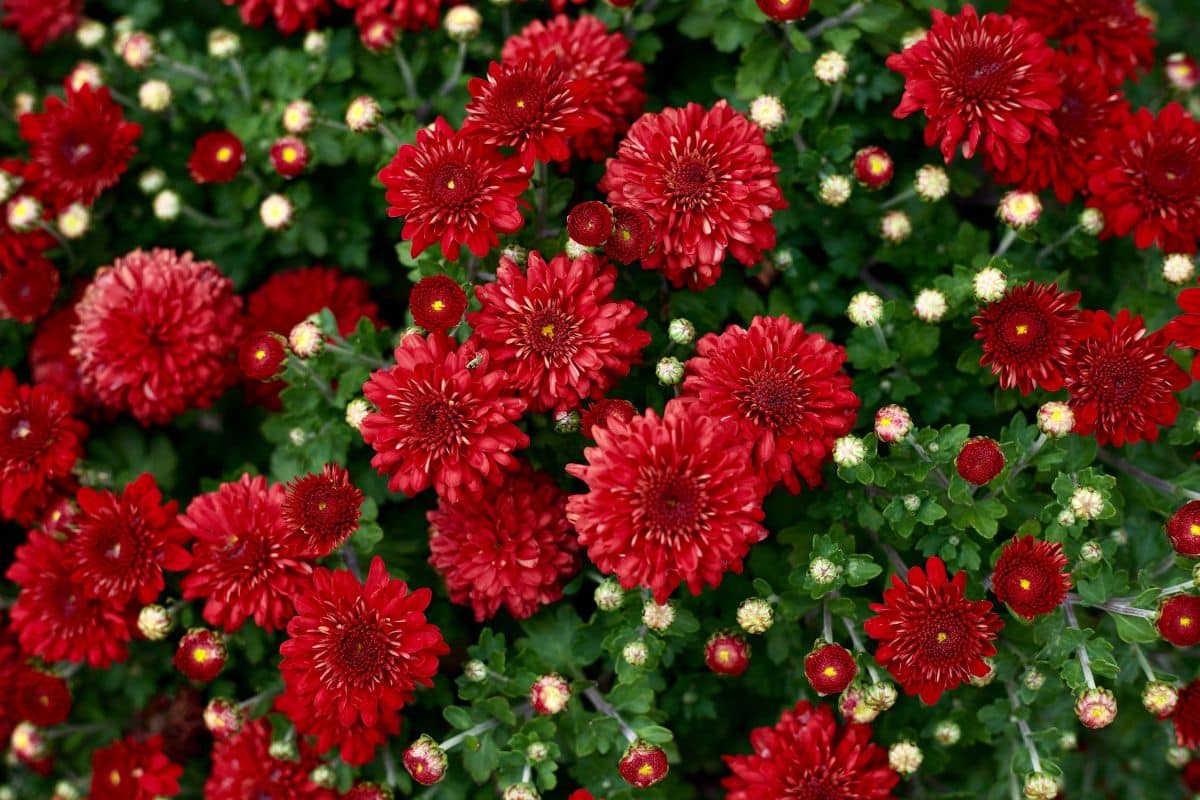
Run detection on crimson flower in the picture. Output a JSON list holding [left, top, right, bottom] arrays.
[[1174, 679, 1200, 747], [223, 0, 331, 34], [1167, 501, 1200, 557], [1008, 0, 1155, 88], [89, 735, 183, 800], [336, 0, 440, 32], [1, 0, 81, 52], [991, 536, 1072, 620], [247, 265, 380, 337], [0, 253, 59, 324], [972, 281, 1084, 395], [409, 275, 467, 332], [580, 398, 636, 439], [1166, 287, 1200, 379], [205, 718, 339, 800], [29, 305, 87, 402], [12, 667, 72, 727], [188, 132, 246, 184], [282, 463, 364, 557]]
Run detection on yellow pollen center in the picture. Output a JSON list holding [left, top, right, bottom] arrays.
[[282, 147, 297, 163], [823, 666, 838, 677], [1089, 707, 1106, 718], [193, 648, 210, 663], [216, 146, 233, 162], [1019, 578, 1032, 590], [1051, 409, 1065, 422], [718, 650, 731, 663], [879, 418, 892, 428], [540, 323, 555, 337], [109, 771, 122, 786], [639, 764, 654, 777], [318, 501, 327, 511], [447, 179, 455, 189], [936, 631, 948, 643], [1182, 617, 1193, 627], [516, 99, 526, 108], [415, 763, 425, 773], [254, 349, 267, 361], [431, 299, 446, 312], [1190, 523, 1200, 536], [1015, 324, 1029, 335], [869, 156, 888, 175]]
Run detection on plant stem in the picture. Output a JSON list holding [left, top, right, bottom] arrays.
[[156, 55, 210, 82], [823, 596, 833, 644], [1159, 581, 1195, 598], [982, 433, 1046, 501], [1132, 643, 1158, 682], [583, 686, 638, 743], [180, 204, 233, 228], [383, 747, 399, 787], [1063, 600, 1096, 689], [238, 686, 281, 710], [804, 1, 866, 39], [1035, 224, 1080, 264], [441, 718, 501, 751], [842, 618, 881, 682], [1096, 449, 1200, 501], [880, 187, 916, 210], [534, 161, 550, 239], [992, 228, 1018, 260], [394, 47, 419, 102], [340, 542, 362, 580], [229, 57, 252, 102], [436, 40, 468, 96], [378, 122, 402, 150]]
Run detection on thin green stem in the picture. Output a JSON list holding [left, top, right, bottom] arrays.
[[880, 187, 916, 210], [583, 686, 638, 743], [1035, 224, 1080, 264], [394, 47, 419, 102], [804, 1, 866, 39], [1096, 449, 1200, 501], [992, 228, 1018, 260], [441, 718, 501, 751], [842, 618, 881, 682], [229, 57, 252, 102], [1063, 600, 1096, 690], [1132, 643, 1158, 682]]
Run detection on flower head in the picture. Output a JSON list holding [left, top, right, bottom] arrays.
[[188, 131, 245, 184], [580, 398, 637, 439], [403, 735, 447, 785], [853, 146, 894, 190], [174, 628, 226, 682], [283, 464, 364, 557], [2, 0, 81, 51], [205, 718, 339, 800], [1158, 594, 1200, 646], [991, 536, 1071, 620], [530, 673, 572, 714], [804, 643, 858, 696], [89, 735, 182, 800], [706, 631, 751, 676], [874, 405, 911, 443], [1075, 687, 1118, 729], [223, 0, 331, 34], [12, 667, 72, 727], [620, 741, 669, 788], [1167, 502, 1200, 557], [409, 275, 467, 332], [755, 0, 811, 22], [566, 201, 613, 248], [973, 281, 1083, 395], [955, 437, 1004, 485], [1173, 679, 1200, 747], [239, 331, 288, 381], [1008, 0, 1154, 87]]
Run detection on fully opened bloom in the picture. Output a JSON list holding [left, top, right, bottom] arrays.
[[1008, 0, 1154, 87], [865, 556, 1003, 704], [566, 403, 767, 604], [601, 101, 787, 290], [89, 735, 183, 800], [205, 718, 339, 800], [1173, 679, 1200, 747], [991, 536, 1071, 620], [2, 0, 81, 51], [468, 251, 650, 413], [223, 0, 331, 34], [409, 275, 467, 332], [679, 315, 859, 494], [972, 281, 1083, 395], [282, 464, 364, 557]]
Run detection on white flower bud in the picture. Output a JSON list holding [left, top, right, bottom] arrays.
[[973, 267, 1007, 302]]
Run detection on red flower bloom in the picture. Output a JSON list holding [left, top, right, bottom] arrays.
[[379, 117, 528, 261], [864, 556, 1003, 704], [181, 474, 314, 633], [601, 101, 786, 290], [30, 305, 86, 402], [89, 735, 183, 800], [0, 253, 58, 323], [468, 251, 650, 413], [502, 14, 646, 162], [991, 536, 1072, 620], [188, 132, 246, 184], [885, 6, 1060, 171], [722, 700, 899, 800], [566, 403, 767, 604], [72, 248, 244, 426], [409, 275, 467, 332], [337, 0, 440, 33], [247, 265, 380, 338], [755, 0, 811, 22], [853, 146, 894, 190], [270, 136, 310, 178], [1158, 595, 1200, 647], [361, 332, 528, 503], [223, 0, 331, 34], [68, 473, 191, 606], [1065, 309, 1190, 446], [19, 82, 141, 208], [604, 205, 655, 265], [276, 557, 448, 765], [1089, 103, 1200, 254], [282, 464, 364, 557], [1166, 286, 1200, 379], [239, 331, 287, 381], [429, 465, 578, 621], [12, 667, 71, 727], [679, 315, 859, 494], [1, 0, 81, 52], [706, 631, 751, 676], [955, 437, 1005, 486], [174, 628, 227, 682], [620, 741, 669, 788], [1008, 0, 1154, 88], [566, 201, 613, 247], [1174, 679, 1200, 747], [580, 397, 636, 439], [804, 643, 858, 696], [972, 281, 1084, 395], [1167, 501, 1200, 557], [205, 718, 339, 800]]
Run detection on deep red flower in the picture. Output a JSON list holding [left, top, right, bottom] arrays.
[[864, 556, 1003, 704], [1, 0, 81, 52], [174, 628, 227, 682], [336, 0, 440, 33], [566, 201, 613, 247], [1158, 595, 1200, 647], [620, 741, 669, 789], [580, 398, 636, 439], [409, 275, 467, 332], [1064, 309, 1190, 446], [205, 718, 339, 800], [429, 465, 578, 621], [239, 331, 288, 381], [604, 206, 655, 265], [1166, 501, 1200, 557], [379, 117, 528, 261], [679, 315, 859, 494], [755, 0, 810, 22], [282, 464, 364, 557], [722, 700, 899, 800], [885, 6, 1061, 171], [12, 667, 71, 727], [19, 82, 141, 208], [706, 631, 751, 676], [1087, 103, 1200, 254], [181, 474, 314, 633], [972, 281, 1084, 395], [955, 437, 1005, 486], [0, 253, 58, 323], [1173, 679, 1200, 747], [224, 0, 331, 34], [853, 146, 894, 190], [90, 735, 183, 800], [361, 332, 528, 503], [68, 473, 191, 606], [30, 305, 86, 402], [276, 557, 449, 765], [601, 101, 786, 290], [72, 248, 244, 426], [566, 403, 767, 604], [188, 132, 246, 184], [1166, 286, 1200, 379], [991, 536, 1072, 620], [247, 265, 380, 338], [804, 643, 858, 696], [468, 251, 650, 413], [269, 136, 310, 178], [1008, 0, 1155, 88], [344, 784, 392, 800], [502, 14, 646, 162]]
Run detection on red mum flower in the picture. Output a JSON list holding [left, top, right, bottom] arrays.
[[885, 6, 1060, 171], [6, 530, 132, 667], [180, 474, 314, 633], [1158, 595, 1200, 647], [239, 331, 287, 381], [379, 117, 528, 261], [90, 735, 183, 800], [1064, 309, 1190, 446], [270, 136, 310, 178], [601, 101, 786, 290], [361, 332, 528, 503], [679, 315, 859, 494], [1087, 103, 1200, 254], [991, 536, 1072, 620], [502, 14, 646, 162], [1167, 501, 1200, 557], [247, 265, 380, 337], [276, 557, 449, 765], [1, 0, 81, 52], [409, 275, 467, 332], [30, 305, 86, 402], [853, 146, 895, 190], [566, 201, 613, 247], [68, 473, 191, 606], [463, 57, 593, 169], [1173, 679, 1200, 747], [566, 403, 767, 604], [12, 667, 71, 727], [972, 281, 1084, 395], [604, 206, 655, 265], [1008, 0, 1154, 88], [282, 464, 364, 557], [205, 718, 339, 800], [0, 253, 58, 324], [188, 132, 246, 185], [73, 248, 244, 426], [580, 397, 636, 439], [864, 556, 1003, 704], [468, 251, 650, 413], [755, 0, 810, 22], [19, 82, 141, 208], [706, 631, 751, 676], [1165, 286, 1200, 379], [337, 0, 440, 32], [804, 643, 858, 696], [620, 741, 669, 789], [722, 700, 899, 800], [955, 437, 1005, 486], [429, 465, 578, 621], [174, 628, 227, 682], [223, 0, 331, 34]]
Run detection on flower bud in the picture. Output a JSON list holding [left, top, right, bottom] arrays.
[[10, 722, 45, 761], [1037, 401, 1075, 438], [668, 318, 695, 345], [972, 267, 1007, 302], [6, 195, 41, 232], [137, 604, 173, 640], [530, 673, 571, 715], [174, 628, 226, 683], [260, 194, 295, 231], [1157, 594, 1200, 647], [847, 291, 883, 327], [462, 659, 488, 683], [623, 640, 649, 666], [968, 658, 996, 687], [303, 30, 329, 55], [1075, 687, 1118, 729], [915, 165, 950, 201], [444, 4, 482, 40], [934, 720, 960, 746], [900, 28, 926, 49], [503, 784, 540, 800], [1168, 746, 1192, 768], [346, 95, 381, 132], [619, 741, 669, 788], [888, 741, 922, 775], [879, 210, 911, 243], [1057, 509, 1076, 527], [153, 190, 180, 221], [594, 578, 624, 611], [955, 437, 1005, 486], [656, 356, 684, 385], [138, 79, 171, 111], [818, 174, 853, 207], [203, 697, 245, 740], [1058, 731, 1077, 751], [864, 680, 898, 711], [1079, 207, 1105, 236], [139, 168, 166, 194], [120, 32, 155, 69], [553, 410, 580, 434], [1023, 668, 1045, 691], [854, 146, 894, 190], [1164, 254, 1196, 285], [564, 237, 592, 259], [53, 782, 81, 800], [1070, 487, 1104, 521], [736, 597, 775, 634], [874, 405, 911, 444], [501, 244, 527, 265], [345, 398, 372, 431], [1079, 540, 1103, 564], [208, 28, 241, 59], [998, 191, 1042, 229], [283, 100, 315, 134], [268, 738, 298, 761], [805, 643, 857, 695], [832, 435, 865, 467], [1023, 772, 1059, 800], [1167, 52, 1200, 91], [643, 600, 675, 631], [288, 320, 323, 358], [913, 288, 947, 322], [403, 735, 447, 785], [68, 61, 103, 90], [309, 765, 338, 788], [57, 203, 90, 239], [749, 95, 786, 131], [1143, 681, 1179, 716], [77, 19, 106, 48], [705, 631, 751, 676], [813, 50, 849, 84]]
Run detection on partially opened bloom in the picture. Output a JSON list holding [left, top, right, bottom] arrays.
[[991, 536, 1071, 620], [89, 735, 183, 800], [972, 281, 1084, 395], [1167, 501, 1200, 557], [1173, 679, 1200, 747], [409, 275, 467, 332], [282, 464, 364, 557], [2, 0, 82, 51], [188, 131, 245, 184], [1158, 595, 1200, 647], [223, 0, 331, 34], [205, 718, 339, 800], [1008, 0, 1154, 87]]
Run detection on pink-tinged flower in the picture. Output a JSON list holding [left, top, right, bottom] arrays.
[[224, 0, 332, 34], [973, 281, 1084, 395], [1, 0, 81, 52], [205, 718, 339, 800], [706, 631, 751, 676], [620, 741, 669, 788], [89, 735, 183, 800], [1008, 0, 1154, 88]]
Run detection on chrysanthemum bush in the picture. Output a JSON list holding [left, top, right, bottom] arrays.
[[6, 0, 1200, 797]]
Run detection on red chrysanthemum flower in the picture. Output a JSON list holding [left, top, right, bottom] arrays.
[[12, 667, 71, 727], [755, 0, 811, 22], [955, 437, 1005, 486], [1158, 595, 1200, 647], [68, 473, 191, 606], [188, 131, 246, 185], [72, 248, 244, 426], [239, 331, 288, 381], [566, 201, 613, 247], [0, 253, 58, 324], [90, 735, 183, 800], [205, 718, 339, 800], [502, 14, 646, 162], [361, 332, 528, 503], [29, 305, 86, 402], [864, 556, 1003, 704], [804, 643, 858, 696], [706, 631, 751, 676], [409, 275, 467, 333], [282, 464, 364, 557], [6, 530, 132, 667], [600, 101, 786, 290], [885, 6, 1061, 171], [580, 397, 636, 439], [468, 251, 650, 413], [19, 82, 141, 208], [991, 536, 1072, 620], [604, 205, 655, 265], [1173, 679, 1200, 747], [1064, 309, 1191, 446], [566, 403, 767, 604], [0, 369, 86, 525], [722, 700, 899, 800], [679, 315, 859, 494], [336, 0, 440, 32], [175, 628, 227, 682], [1165, 286, 1200, 379], [379, 117, 528, 261], [180, 474, 314, 633], [1087, 103, 1200, 254], [270, 136, 310, 178], [1008, 0, 1154, 88], [428, 465, 579, 621], [247, 265, 380, 338], [620, 741, 669, 789], [972, 281, 1084, 395], [276, 557, 449, 766], [1167, 501, 1200, 557], [1, 0, 81, 52], [223, 0, 331, 34]]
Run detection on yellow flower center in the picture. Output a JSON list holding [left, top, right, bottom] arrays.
[[216, 146, 233, 162], [431, 299, 446, 312], [541, 323, 556, 338], [282, 147, 297, 163], [936, 631, 948, 643], [1015, 324, 1028, 335], [822, 666, 838, 677], [193, 647, 210, 663], [1019, 578, 1032, 590]]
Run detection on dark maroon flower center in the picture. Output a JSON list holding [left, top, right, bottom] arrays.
[[994, 307, 1049, 353], [667, 157, 715, 207], [638, 469, 708, 540], [521, 306, 579, 362], [1147, 145, 1199, 203], [429, 162, 476, 208], [493, 74, 543, 128], [736, 367, 808, 432], [1089, 354, 1145, 408], [954, 47, 1013, 102], [325, 616, 391, 687], [915, 609, 972, 664], [786, 774, 840, 800]]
